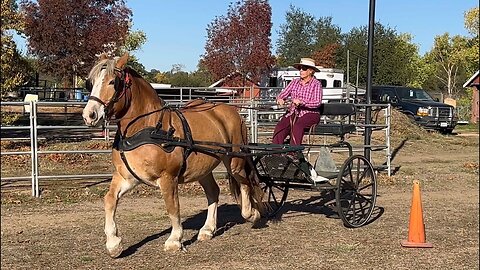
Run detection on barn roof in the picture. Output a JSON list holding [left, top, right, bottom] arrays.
[[463, 70, 480, 88], [208, 71, 259, 87]]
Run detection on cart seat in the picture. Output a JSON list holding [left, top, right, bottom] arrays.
[[309, 123, 356, 137], [306, 103, 357, 138]]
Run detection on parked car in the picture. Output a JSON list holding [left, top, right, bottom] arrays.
[[372, 85, 457, 133]]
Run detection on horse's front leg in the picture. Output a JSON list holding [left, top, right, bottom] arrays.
[[158, 175, 183, 251], [197, 173, 219, 241], [104, 172, 137, 258]]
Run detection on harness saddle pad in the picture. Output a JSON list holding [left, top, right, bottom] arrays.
[[113, 127, 180, 152]]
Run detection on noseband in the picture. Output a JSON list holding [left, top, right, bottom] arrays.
[[87, 66, 131, 120]]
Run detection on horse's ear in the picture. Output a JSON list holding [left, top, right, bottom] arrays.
[[116, 53, 129, 69], [99, 53, 108, 61]]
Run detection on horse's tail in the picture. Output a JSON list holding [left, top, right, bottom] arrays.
[[245, 156, 265, 215], [228, 174, 241, 202], [228, 118, 264, 215]]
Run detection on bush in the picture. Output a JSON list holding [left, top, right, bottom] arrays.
[[0, 111, 21, 125], [457, 88, 473, 121]]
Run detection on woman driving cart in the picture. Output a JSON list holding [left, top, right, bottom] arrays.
[[272, 57, 327, 182], [272, 57, 323, 145]]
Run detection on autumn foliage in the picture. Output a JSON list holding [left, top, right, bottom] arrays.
[[311, 43, 340, 68], [202, 0, 274, 84], [21, 0, 132, 84]]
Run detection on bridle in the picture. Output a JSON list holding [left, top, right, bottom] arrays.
[[86, 65, 131, 120]]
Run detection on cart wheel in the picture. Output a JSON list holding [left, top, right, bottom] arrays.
[[335, 155, 377, 228], [259, 177, 289, 218], [251, 156, 289, 218]]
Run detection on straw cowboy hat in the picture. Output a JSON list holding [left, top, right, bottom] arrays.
[[293, 57, 320, 72]]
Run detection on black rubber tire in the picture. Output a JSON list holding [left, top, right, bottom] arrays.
[[259, 177, 289, 218], [335, 155, 377, 228]]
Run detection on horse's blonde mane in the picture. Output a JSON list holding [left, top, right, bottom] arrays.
[[88, 57, 118, 81]]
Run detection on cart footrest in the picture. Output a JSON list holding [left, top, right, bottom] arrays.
[[256, 155, 308, 181], [317, 170, 340, 179]]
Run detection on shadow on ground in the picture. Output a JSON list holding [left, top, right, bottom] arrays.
[[118, 193, 384, 257]]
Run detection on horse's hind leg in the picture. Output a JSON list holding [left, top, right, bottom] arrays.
[[226, 158, 261, 223], [197, 173, 219, 241], [104, 172, 137, 258], [158, 175, 183, 251]]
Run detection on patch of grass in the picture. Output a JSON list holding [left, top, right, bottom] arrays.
[[456, 122, 479, 132], [80, 256, 94, 262], [334, 242, 360, 252]]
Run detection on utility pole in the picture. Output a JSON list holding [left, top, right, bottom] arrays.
[[364, 0, 376, 161]]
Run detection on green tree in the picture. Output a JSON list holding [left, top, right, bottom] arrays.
[[425, 33, 471, 97], [1, 0, 32, 96], [338, 25, 368, 86], [191, 60, 214, 86], [464, 7, 479, 37], [339, 23, 420, 87], [276, 5, 316, 66], [374, 30, 419, 86], [120, 29, 148, 76], [313, 16, 342, 50], [463, 7, 479, 75], [311, 16, 342, 68], [122, 30, 147, 53]]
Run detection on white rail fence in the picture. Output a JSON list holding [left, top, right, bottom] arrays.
[[1, 98, 391, 197]]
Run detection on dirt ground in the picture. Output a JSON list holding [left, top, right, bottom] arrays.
[[1, 132, 479, 269]]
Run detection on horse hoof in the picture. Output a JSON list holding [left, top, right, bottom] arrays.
[[197, 230, 214, 241], [164, 240, 183, 252], [106, 236, 123, 258], [244, 209, 261, 223], [107, 244, 123, 258]]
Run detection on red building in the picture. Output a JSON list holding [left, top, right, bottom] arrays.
[[208, 71, 261, 99], [463, 70, 480, 124]]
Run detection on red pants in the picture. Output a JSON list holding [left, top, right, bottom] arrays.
[[272, 113, 320, 145]]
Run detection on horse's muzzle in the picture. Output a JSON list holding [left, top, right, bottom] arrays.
[[83, 108, 104, 127]]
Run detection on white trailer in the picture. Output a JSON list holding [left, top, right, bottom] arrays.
[[265, 67, 345, 103]]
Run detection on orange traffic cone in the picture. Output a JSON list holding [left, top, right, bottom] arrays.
[[401, 180, 433, 248]]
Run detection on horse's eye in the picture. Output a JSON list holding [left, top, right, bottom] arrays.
[[108, 80, 115, 85]]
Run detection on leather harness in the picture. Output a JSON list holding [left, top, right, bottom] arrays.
[[88, 66, 201, 184]]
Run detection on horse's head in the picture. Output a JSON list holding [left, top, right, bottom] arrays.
[[82, 53, 130, 127]]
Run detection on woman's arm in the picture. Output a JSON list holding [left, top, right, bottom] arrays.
[[277, 79, 296, 101]]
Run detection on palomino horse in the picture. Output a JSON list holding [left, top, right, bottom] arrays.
[[82, 53, 263, 257]]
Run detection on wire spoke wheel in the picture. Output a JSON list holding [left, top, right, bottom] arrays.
[[259, 178, 289, 218], [253, 155, 289, 218], [335, 155, 377, 228]]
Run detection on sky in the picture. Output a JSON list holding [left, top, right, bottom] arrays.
[[15, 0, 477, 72]]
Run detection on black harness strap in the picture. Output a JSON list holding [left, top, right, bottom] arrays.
[[172, 109, 194, 177], [115, 104, 196, 185], [119, 150, 157, 187]]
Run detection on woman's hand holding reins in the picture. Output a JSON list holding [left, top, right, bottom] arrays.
[[292, 99, 302, 107], [276, 98, 285, 106], [276, 98, 301, 108]]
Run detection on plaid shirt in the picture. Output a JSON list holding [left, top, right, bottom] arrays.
[[277, 77, 323, 117]]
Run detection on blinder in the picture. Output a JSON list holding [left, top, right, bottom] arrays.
[[85, 79, 93, 92]]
